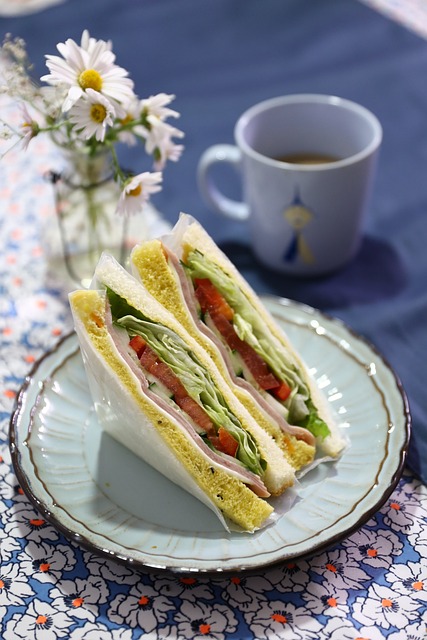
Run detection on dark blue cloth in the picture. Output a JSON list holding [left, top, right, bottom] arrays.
[[2, 0, 426, 481]]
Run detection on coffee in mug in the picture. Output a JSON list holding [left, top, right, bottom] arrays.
[[274, 153, 341, 164]]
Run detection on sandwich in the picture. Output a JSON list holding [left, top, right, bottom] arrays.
[[69, 253, 298, 533], [130, 214, 346, 462]]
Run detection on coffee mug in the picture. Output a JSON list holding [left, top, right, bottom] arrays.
[[197, 94, 382, 275]]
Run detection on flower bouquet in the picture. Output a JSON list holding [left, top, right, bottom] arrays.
[[0, 31, 184, 285]]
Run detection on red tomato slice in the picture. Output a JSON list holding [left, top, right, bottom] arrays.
[[139, 343, 158, 372], [272, 380, 292, 401], [176, 395, 216, 438], [193, 277, 282, 392], [209, 309, 280, 391], [194, 278, 234, 320], [129, 335, 147, 358], [141, 347, 188, 399], [217, 427, 239, 457]]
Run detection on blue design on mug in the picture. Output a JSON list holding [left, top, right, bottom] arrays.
[[283, 188, 315, 264]]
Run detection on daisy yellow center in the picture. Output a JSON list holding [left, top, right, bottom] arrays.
[[79, 69, 103, 92], [128, 184, 142, 197], [120, 114, 133, 126], [90, 104, 107, 124]]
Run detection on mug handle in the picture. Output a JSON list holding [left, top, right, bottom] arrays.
[[197, 144, 249, 221]]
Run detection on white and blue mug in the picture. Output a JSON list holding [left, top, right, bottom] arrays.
[[198, 94, 382, 276]]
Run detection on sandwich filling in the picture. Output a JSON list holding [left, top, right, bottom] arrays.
[[182, 250, 330, 440], [70, 288, 275, 530], [106, 288, 269, 481]]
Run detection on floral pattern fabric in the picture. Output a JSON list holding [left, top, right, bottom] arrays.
[[1, 86, 427, 640]]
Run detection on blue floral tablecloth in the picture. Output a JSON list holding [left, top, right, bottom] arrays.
[[0, 80, 426, 640]]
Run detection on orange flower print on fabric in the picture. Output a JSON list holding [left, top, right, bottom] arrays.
[[271, 610, 288, 624]]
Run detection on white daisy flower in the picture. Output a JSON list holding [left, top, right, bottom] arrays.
[[19, 104, 40, 150], [154, 138, 184, 170], [117, 94, 181, 148], [41, 30, 135, 111], [141, 93, 180, 120], [143, 116, 184, 169], [145, 116, 184, 151], [116, 96, 143, 146], [116, 172, 162, 217], [80, 29, 113, 57], [68, 89, 115, 142]]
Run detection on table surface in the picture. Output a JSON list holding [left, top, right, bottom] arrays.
[[1, 1, 427, 638]]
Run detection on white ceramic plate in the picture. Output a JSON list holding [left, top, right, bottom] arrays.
[[10, 297, 410, 573]]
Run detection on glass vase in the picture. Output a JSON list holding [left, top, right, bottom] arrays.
[[46, 149, 127, 289]]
